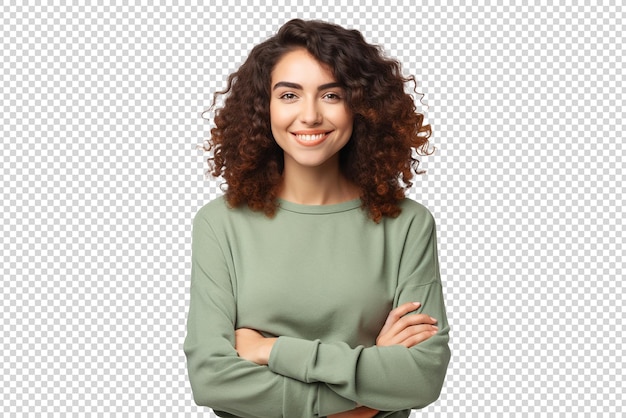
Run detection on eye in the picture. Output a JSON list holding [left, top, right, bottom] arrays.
[[323, 92, 342, 102], [279, 92, 298, 101]]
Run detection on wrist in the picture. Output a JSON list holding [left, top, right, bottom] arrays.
[[260, 337, 277, 365]]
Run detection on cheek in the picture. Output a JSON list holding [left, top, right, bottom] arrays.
[[330, 105, 353, 128], [336, 111, 354, 134], [269, 102, 291, 130]]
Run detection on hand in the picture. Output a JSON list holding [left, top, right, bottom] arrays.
[[376, 302, 439, 348], [234, 328, 277, 365], [330, 304, 436, 418], [328, 406, 379, 418]]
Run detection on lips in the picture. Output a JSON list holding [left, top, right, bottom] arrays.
[[291, 130, 332, 147]]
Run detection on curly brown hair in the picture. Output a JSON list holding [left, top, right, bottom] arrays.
[[204, 19, 432, 222]]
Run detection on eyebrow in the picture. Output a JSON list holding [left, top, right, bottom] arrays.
[[272, 81, 343, 91]]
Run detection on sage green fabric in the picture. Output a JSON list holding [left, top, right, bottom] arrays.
[[184, 196, 450, 418]]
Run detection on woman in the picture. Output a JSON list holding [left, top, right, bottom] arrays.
[[184, 19, 450, 418]]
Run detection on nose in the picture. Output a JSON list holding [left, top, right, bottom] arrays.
[[300, 98, 322, 125]]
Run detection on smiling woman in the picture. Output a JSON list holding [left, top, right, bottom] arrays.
[[201, 19, 432, 221], [184, 19, 450, 418]]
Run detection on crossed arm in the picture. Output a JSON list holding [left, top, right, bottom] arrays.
[[185, 204, 450, 417], [235, 301, 440, 418]]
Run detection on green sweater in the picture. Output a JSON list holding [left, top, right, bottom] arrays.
[[184, 196, 450, 418]]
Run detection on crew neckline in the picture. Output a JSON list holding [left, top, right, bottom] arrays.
[[277, 198, 363, 214]]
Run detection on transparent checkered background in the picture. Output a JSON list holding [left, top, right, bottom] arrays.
[[2, 1, 623, 417]]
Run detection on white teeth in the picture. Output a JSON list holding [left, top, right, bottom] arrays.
[[297, 133, 325, 141]]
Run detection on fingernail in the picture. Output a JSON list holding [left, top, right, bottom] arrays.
[[431, 325, 439, 330], [430, 317, 437, 322], [413, 302, 421, 306]]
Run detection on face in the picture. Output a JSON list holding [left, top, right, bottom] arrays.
[[270, 48, 353, 172]]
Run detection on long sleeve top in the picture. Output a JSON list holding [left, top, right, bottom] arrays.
[[184, 196, 451, 417]]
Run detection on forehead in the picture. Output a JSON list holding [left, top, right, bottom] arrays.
[[271, 48, 336, 84]]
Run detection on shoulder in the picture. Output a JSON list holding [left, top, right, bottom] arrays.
[[376, 199, 437, 244], [193, 195, 264, 234], [380, 198, 438, 244], [195, 194, 263, 220], [194, 195, 232, 222], [193, 195, 246, 231], [396, 198, 436, 228]]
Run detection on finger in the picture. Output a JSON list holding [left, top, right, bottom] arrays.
[[391, 324, 439, 346], [386, 313, 437, 338], [377, 323, 438, 347], [379, 302, 421, 335], [398, 328, 439, 348], [378, 314, 437, 346]]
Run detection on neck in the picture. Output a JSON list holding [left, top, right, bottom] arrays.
[[279, 157, 359, 205]]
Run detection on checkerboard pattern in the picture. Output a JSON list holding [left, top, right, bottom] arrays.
[[2, 2, 623, 417]]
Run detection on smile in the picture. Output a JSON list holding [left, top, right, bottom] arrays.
[[297, 133, 326, 141], [292, 130, 332, 147]]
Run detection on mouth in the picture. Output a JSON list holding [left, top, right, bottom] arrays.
[[291, 130, 333, 146]]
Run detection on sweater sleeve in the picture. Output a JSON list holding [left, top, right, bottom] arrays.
[[183, 210, 357, 417], [267, 212, 451, 411]]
